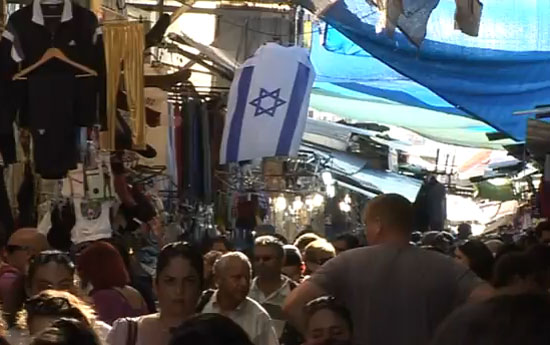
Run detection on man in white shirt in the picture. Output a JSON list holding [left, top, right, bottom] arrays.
[[249, 236, 296, 338], [202, 252, 279, 345]]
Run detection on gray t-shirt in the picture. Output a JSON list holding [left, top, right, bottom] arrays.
[[309, 244, 484, 345]]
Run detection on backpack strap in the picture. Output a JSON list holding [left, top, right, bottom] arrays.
[[125, 318, 139, 345], [196, 289, 215, 312]]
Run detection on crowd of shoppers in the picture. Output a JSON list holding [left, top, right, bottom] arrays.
[[0, 193, 549, 345]]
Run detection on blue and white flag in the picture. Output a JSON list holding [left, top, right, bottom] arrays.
[[220, 43, 315, 164]]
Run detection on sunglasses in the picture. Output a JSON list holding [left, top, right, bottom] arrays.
[[30, 251, 75, 269], [5, 244, 30, 254], [25, 296, 75, 315]]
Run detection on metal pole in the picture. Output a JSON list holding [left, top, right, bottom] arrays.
[[296, 6, 304, 47], [157, 0, 164, 16]]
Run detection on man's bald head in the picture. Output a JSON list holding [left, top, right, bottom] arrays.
[[364, 194, 413, 244], [8, 228, 49, 255], [6, 228, 49, 273], [214, 252, 251, 278], [213, 252, 251, 306]]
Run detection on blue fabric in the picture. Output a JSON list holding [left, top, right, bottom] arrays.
[[306, 0, 550, 141]]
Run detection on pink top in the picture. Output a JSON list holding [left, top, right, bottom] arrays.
[[92, 288, 148, 325]]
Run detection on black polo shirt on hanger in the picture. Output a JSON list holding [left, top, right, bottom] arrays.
[[0, 0, 106, 176]]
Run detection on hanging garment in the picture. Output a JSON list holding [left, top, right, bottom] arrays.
[[413, 178, 447, 232], [118, 91, 162, 128], [454, 0, 482, 37], [28, 74, 79, 179], [0, 132, 16, 166], [166, 104, 178, 192], [100, 22, 145, 151], [16, 163, 35, 228], [37, 203, 75, 252], [174, 105, 183, 191], [0, 166, 14, 241], [374, 0, 403, 37], [181, 99, 203, 200], [37, 207, 52, 236], [115, 110, 156, 158], [200, 103, 212, 203], [0, 0, 106, 160], [0, 0, 6, 30], [71, 199, 112, 244], [374, 0, 441, 46]]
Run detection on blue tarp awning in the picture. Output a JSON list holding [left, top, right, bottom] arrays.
[[300, 0, 550, 144]]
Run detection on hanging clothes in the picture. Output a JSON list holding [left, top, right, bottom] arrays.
[[200, 102, 212, 203], [165, 104, 178, 192], [37, 202, 76, 252], [374, 0, 441, 46], [0, 166, 14, 241], [181, 99, 203, 201], [174, 105, 183, 191], [71, 199, 112, 244], [28, 74, 79, 178], [100, 22, 146, 151], [454, 0, 482, 37], [413, 178, 447, 232], [16, 162, 36, 227], [0, 0, 106, 176]]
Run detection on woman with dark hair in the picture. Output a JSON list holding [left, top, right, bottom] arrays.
[[77, 241, 147, 325], [30, 318, 101, 345], [210, 236, 233, 254], [108, 242, 204, 345], [25, 290, 110, 339], [303, 296, 353, 345], [5, 250, 77, 342], [169, 314, 254, 345], [282, 245, 305, 283], [431, 294, 550, 345], [454, 240, 495, 281], [26, 251, 77, 297], [6, 290, 111, 345]]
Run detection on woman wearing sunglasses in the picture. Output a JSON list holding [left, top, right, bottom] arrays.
[[6, 290, 111, 345], [26, 251, 77, 297]]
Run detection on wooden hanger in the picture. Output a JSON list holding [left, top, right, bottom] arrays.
[[13, 48, 98, 80]]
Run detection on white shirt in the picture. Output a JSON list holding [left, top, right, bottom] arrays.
[[202, 290, 279, 345], [248, 276, 293, 337], [72, 199, 113, 244]]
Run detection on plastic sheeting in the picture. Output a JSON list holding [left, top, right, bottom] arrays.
[[300, 0, 550, 142]]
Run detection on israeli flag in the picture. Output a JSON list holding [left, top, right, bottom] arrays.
[[220, 43, 315, 164]]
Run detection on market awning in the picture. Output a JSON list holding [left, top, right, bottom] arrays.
[[299, 0, 550, 144], [311, 81, 513, 149]]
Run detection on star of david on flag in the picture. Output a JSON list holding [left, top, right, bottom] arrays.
[[220, 44, 316, 164], [249, 88, 287, 117]]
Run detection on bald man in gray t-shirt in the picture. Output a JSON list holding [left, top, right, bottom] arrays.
[[283, 194, 494, 345]]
